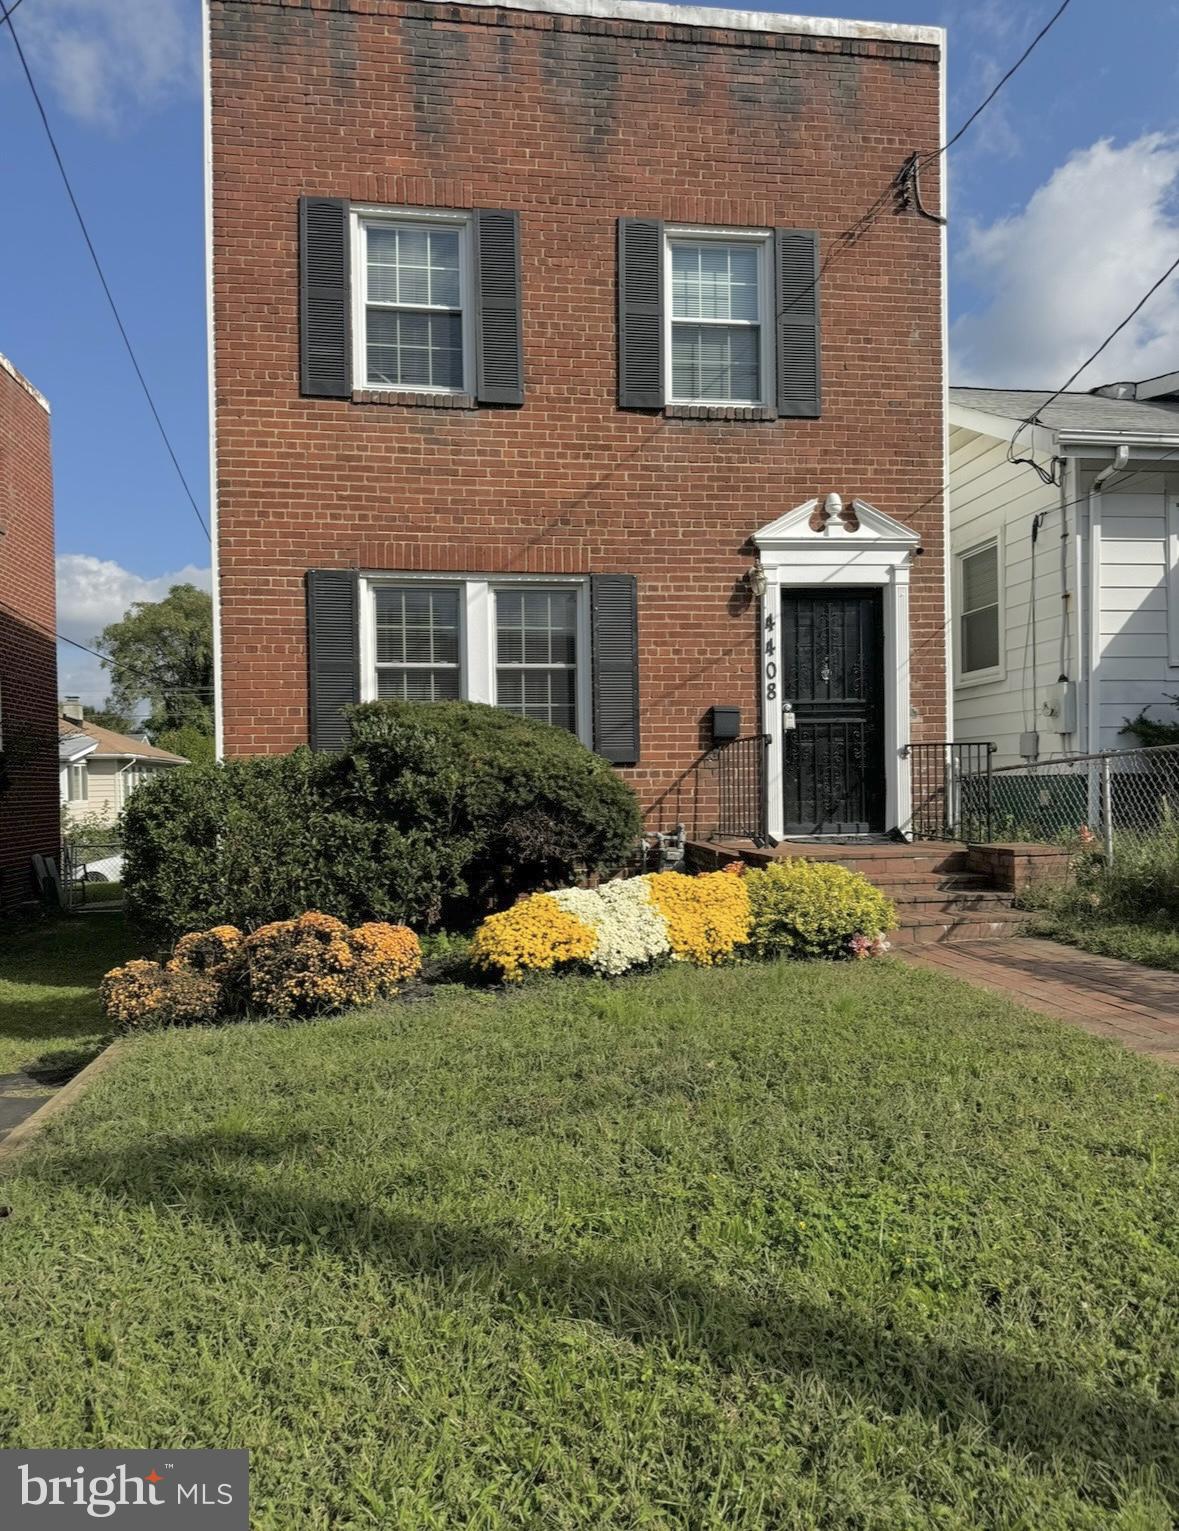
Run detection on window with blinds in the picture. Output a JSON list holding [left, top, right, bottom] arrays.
[[494, 588, 578, 733], [959, 542, 1001, 675], [668, 237, 768, 405], [374, 586, 462, 701], [360, 218, 468, 392]]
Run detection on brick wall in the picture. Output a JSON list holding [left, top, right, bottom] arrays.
[[210, 0, 946, 831], [0, 354, 59, 907]]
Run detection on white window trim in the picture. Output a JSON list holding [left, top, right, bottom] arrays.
[[955, 534, 1006, 687], [359, 573, 592, 746], [350, 206, 474, 397], [664, 225, 774, 409], [68, 761, 89, 802]]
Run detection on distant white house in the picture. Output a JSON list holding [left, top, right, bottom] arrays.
[[949, 374, 1179, 767], [58, 698, 187, 826]]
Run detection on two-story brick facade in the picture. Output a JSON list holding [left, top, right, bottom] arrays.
[[0, 351, 59, 908], [208, 0, 947, 840]]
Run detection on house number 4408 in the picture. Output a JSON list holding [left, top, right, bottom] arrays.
[[764, 611, 777, 701]]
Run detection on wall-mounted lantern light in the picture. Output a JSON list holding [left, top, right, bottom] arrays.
[[746, 564, 768, 599]]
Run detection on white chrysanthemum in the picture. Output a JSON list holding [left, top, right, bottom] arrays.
[[548, 879, 672, 975]]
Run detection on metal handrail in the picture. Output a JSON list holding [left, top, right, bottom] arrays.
[[714, 733, 770, 844], [908, 741, 994, 842]]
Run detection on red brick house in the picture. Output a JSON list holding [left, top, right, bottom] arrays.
[[0, 351, 59, 907], [207, 0, 948, 841]]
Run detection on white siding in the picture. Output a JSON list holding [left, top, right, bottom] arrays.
[[1091, 471, 1179, 751], [61, 760, 119, 826], [949, 427, 1069, 766]]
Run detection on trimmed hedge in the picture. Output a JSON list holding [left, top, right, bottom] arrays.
[[122, 702, 641, 940]]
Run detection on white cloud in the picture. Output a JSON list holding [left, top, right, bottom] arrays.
[[17, 0, 198, 128], [56, 553, 211, 706], [952, 134, 1179, 388]]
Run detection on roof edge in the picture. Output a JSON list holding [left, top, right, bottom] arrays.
[[460, 0, 942, 47], [0, 352, 50, 413]]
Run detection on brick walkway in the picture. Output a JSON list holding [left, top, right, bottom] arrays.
[[898, 938, 1179, 1065]]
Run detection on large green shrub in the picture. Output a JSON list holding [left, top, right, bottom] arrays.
[[122, 702, 641, 940], [744, 859, 896, 960]]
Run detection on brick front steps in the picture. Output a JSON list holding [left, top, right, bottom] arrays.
[[686, 838, 1072, 946]]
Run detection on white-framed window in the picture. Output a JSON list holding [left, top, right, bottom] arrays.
[[68, 762, 89, 802], [360, 574, 591, 742], [495, 587, 579, 733], [957, 538, 1003, 681], [118, 762, 152, 807], [374, 584, 463, 701], [665, 228, 772, 406], [351, 208, 473, 395]]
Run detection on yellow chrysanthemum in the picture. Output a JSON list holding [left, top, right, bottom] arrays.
[[470, 894, 596, 981]]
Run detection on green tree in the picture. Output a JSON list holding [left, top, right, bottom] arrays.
[[81, 706, 136, 734], [153, 724, 216, 767], [95, 584, 213, 737]]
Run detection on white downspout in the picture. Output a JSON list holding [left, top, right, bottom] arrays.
[[1086, 445, 1129, 756]]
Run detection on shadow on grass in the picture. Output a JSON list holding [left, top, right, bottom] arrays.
[[30, 1126, 1179, 1511]]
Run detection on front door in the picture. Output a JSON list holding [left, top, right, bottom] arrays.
[[780, 588, 885, 835]]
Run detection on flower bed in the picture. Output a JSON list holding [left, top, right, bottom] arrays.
[[101, 913, 422, 1030], [470, 861, 894, 982]]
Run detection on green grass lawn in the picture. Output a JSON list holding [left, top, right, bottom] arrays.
[[0, 914, 142, 1078], [2, 957, 1177, 1528], [73, 879, 124, 907], [1025, 910, 1179, 972]]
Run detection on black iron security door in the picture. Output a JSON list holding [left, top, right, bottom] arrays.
[[780, 588, 885, 835]]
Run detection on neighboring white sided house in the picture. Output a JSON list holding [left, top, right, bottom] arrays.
[[58, 698, 187, 826], [949, 374, 1179, 767]]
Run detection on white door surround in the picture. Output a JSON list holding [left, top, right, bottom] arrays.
[[752, 498, 919, 840]]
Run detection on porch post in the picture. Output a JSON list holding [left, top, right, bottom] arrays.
[[888, 563, 913, 837]]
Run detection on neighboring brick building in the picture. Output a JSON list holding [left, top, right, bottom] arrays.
[[0, 352, 59, 907], [208, 0, 948, 840]]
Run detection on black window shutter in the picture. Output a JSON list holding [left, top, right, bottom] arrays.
[[299, 197, 351, 398], [590, 575, 640, 765], [618, 218, 664, 409], [774, 228, 821, 419], [474, 209, 524, 405], [306, 569, 360, 751]]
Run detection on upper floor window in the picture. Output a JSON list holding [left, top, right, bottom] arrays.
[[353, 210, 472, 395], [618, 218, 819, 416], [958, 540, 1002, 678], [667, 234, 770, 406]]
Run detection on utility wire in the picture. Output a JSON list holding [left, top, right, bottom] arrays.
[[0, 597, 215, 699], [1008, 249, 1179, 475], [0, 2, 210, 541], [924, 0, 1074, 164], [823, 0, 1075, 297]]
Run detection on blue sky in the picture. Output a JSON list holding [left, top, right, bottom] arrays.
[[1, 0, 1177, 700]]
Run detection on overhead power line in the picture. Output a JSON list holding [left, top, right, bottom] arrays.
[[0, 597, 214, 698], [827, 0, 1076, 291], [1009, 251, 1179, 477], [0, 1, 210, 542], [927, 0, 1074, 163]]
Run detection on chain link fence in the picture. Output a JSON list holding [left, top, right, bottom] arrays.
[[962, 743, 1179, 863], [62, 837, 125, 909]]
